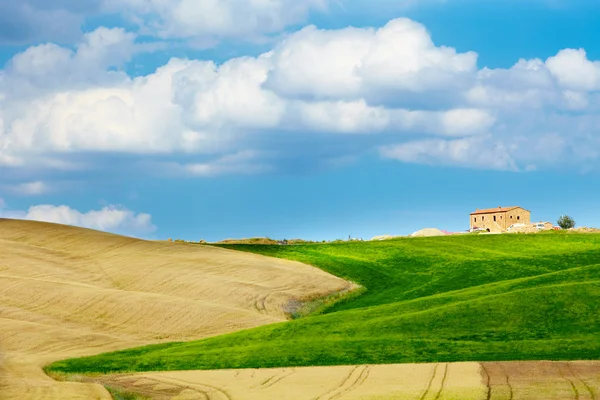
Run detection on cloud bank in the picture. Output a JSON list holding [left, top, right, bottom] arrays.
[[1, 18, 600, 183]]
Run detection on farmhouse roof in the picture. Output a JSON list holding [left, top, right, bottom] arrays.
[[470, 206, 528, 215]]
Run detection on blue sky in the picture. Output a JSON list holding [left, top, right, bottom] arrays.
[[1, 0, 600, 241]]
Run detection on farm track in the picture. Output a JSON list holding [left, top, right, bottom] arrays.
[[432, 364, 448, 400], [258, 369, 295, 388], [418, 363, 449, 400], [481, 363, 492, 400], [559, 364, 580, 400], [568, 363, 597, 400], [501, 364, 514, 400]]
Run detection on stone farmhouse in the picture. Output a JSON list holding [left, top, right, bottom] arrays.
[[470, 206, 531, 233]]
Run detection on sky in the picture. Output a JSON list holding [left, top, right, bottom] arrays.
[[1, 0, 600, 241]]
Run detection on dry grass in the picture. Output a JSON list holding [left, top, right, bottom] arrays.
[[0, 219, 351, 400], [96, 362, 487, 400], [71, 360, 600, 399]]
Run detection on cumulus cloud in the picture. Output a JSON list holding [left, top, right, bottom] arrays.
[[5, 27, 137, 95], [2, 18, 600, 176], [546, 49, 600, 91], [0, 204, 156, 237], [264, 19, 477, 102]]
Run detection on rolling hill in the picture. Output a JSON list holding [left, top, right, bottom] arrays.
[[48, 233, 600, 376], [0, 218, 351, 400]]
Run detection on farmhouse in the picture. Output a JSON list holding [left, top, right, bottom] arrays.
[[470, 206, 531, 233]]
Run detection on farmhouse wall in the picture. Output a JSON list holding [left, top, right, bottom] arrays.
[[471, 213, 505, 233], [470, 207, 531, 233], [505, 208, 531, 227]]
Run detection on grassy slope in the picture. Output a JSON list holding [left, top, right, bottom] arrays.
[[48, 232, 600, 374]]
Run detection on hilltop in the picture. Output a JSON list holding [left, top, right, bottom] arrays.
[[0, 219, 350, 399]]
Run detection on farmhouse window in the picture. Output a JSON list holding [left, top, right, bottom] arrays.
[[482, 216, 485, 221], [517, 216, 520, 220], [494, 216, 497, 222], [474, 217, 476, 222]]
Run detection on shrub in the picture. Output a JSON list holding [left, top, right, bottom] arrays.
[[557, 215, 576, 230]]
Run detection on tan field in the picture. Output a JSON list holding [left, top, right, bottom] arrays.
[[90, 361, 600, 400], [0, 219, 353, 399], [97, 362, 487, 400]]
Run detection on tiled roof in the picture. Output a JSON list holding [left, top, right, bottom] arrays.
[[470, 206, 522, 215]]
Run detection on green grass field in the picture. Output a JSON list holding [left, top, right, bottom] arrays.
[[48, 232, 600, 374]]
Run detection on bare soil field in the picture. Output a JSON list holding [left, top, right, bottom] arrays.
[[90, 361, 600, 400], [0, 219, 352, 399]]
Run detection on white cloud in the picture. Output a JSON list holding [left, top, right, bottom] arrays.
[[265, 19, 477, 100], [5, 27, 138, 96], [546, 49, 600, 91], [2, 18, 600, 176], [380, 136, 518, 171], [0, 204, 156, 237]]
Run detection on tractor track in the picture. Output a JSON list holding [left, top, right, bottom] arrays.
[[260, 369, 296, 389], [480, 363, 492, 400], [568, 363, 597, 400], [559, 364, 580, 400], [314, 365, 371, 400], [419, 363, 440, 400], [133, 375, 233, 400], [329, 365, 371, 400], [433, 363, 448, 400], [500, 364, 514, 400]]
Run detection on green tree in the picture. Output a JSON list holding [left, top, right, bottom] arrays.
[[557, 215, 575, 229]]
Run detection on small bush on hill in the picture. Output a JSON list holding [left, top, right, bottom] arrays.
[[558, 215, 576, 229]]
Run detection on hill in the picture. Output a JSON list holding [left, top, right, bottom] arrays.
[[48, 232, 600, 375], [0, 219, 351, 400]]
